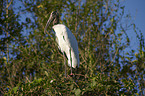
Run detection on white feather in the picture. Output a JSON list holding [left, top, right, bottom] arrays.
[[52, 24, 80, 68]]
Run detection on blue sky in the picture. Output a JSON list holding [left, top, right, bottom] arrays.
[[13, 0, 145, 53], [124, 0, 145, 51]]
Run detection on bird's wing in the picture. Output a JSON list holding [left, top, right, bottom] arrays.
[[62, 26, 80, 68], [62, 26, 77, 48], [53, 24, 80, 68]]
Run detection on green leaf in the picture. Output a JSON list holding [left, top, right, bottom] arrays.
[[13, 86, 18, 93], [70, 84, 74, 90], [45, 71, 49, 76], [3, 57, 7, 64], [75, 89, 81, 96], [37, 78, 43, 83], [92, 78, 96, 87]]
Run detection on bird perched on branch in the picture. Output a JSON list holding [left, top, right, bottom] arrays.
[[44, 11, 80, 77]]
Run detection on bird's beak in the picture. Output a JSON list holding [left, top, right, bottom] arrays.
[[44, 14, 54, 34]]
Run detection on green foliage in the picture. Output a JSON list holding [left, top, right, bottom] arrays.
[[0, 0, 144, 95]]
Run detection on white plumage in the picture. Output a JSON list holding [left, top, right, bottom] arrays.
[[53, 24, 79, 68]]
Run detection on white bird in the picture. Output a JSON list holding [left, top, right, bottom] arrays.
[[44, 11, 80, 76]]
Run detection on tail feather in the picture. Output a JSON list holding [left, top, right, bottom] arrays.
[[67, 49, 79, 68]]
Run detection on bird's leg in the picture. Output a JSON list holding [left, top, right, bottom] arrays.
[[69, 48, 73, 75], [63, 52, 67, 77]]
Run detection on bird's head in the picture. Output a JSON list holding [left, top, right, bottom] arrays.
[[44, 11, 59, 33]]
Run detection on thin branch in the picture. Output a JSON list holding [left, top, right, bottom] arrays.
[[7, 0, 13, 8]]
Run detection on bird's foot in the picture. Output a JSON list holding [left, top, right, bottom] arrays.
[[69, 73, 74, 77]]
